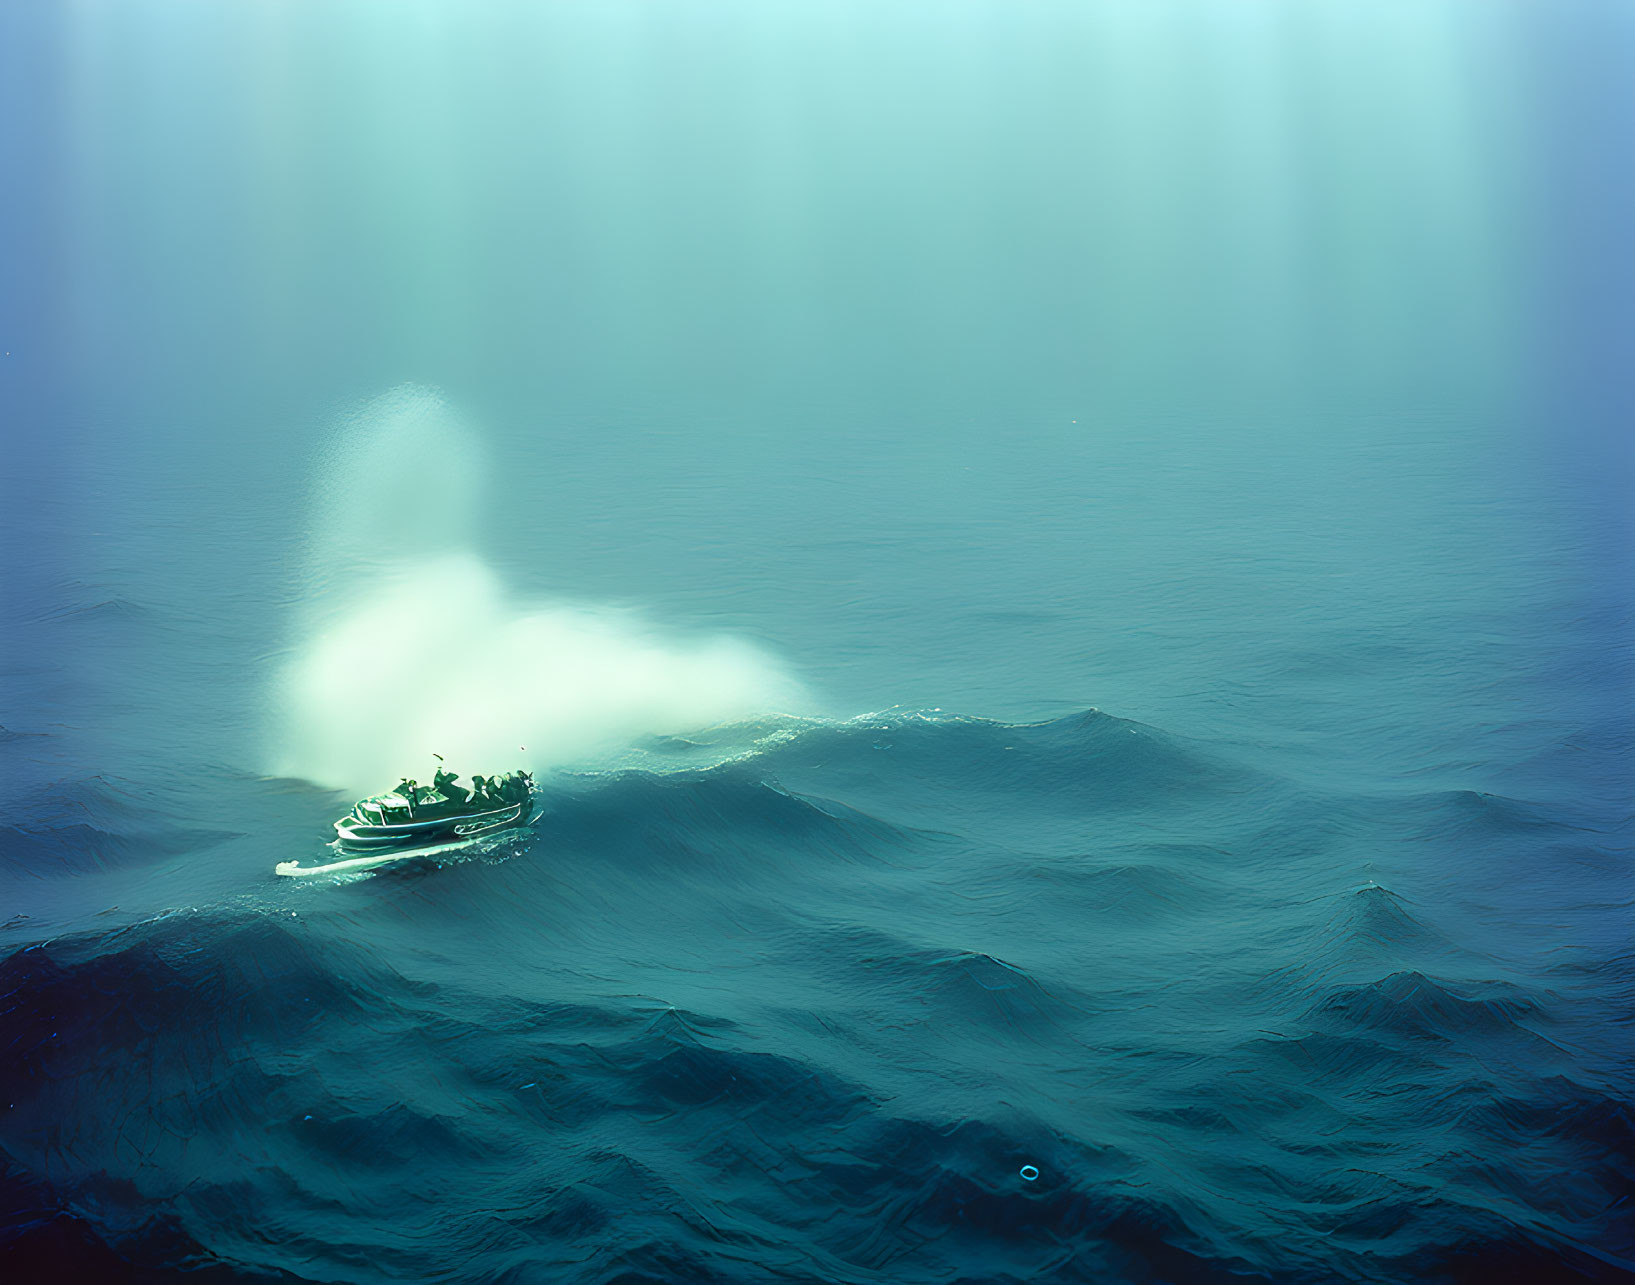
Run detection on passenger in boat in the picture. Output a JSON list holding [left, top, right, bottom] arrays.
[[433, 766, 470, 805], [397, 779, 418, 816], [471, 774, 492, 804]]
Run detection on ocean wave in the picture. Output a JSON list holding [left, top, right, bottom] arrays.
[[1, 704, 1629, 1283]]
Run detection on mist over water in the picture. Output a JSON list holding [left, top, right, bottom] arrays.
[[2, 2, 1632, 1283], [272, 386, 808, 793]]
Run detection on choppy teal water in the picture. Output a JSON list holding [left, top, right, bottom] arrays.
[[2, 3, 1631, 1282]]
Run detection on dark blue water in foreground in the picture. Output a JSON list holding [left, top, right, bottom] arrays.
[[2, 707, 1631, 1285], [2, 705, 1632, 1285]]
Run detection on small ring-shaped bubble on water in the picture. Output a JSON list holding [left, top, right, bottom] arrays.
[[1019, 1164, 1040, 1182]]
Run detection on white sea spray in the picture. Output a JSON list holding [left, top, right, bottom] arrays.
[[268, 386, 808, 793]]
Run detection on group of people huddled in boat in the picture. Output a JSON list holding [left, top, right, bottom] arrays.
[[390, 766, 533, 816]]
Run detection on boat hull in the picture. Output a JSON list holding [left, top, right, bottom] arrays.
[[276, 806, 541, 877], [332, 799, 529, 854]]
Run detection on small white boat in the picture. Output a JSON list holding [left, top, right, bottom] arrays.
[[275, 767, 536, 878]]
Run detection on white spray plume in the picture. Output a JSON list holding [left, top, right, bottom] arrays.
[[269, 386, 808, 793]]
